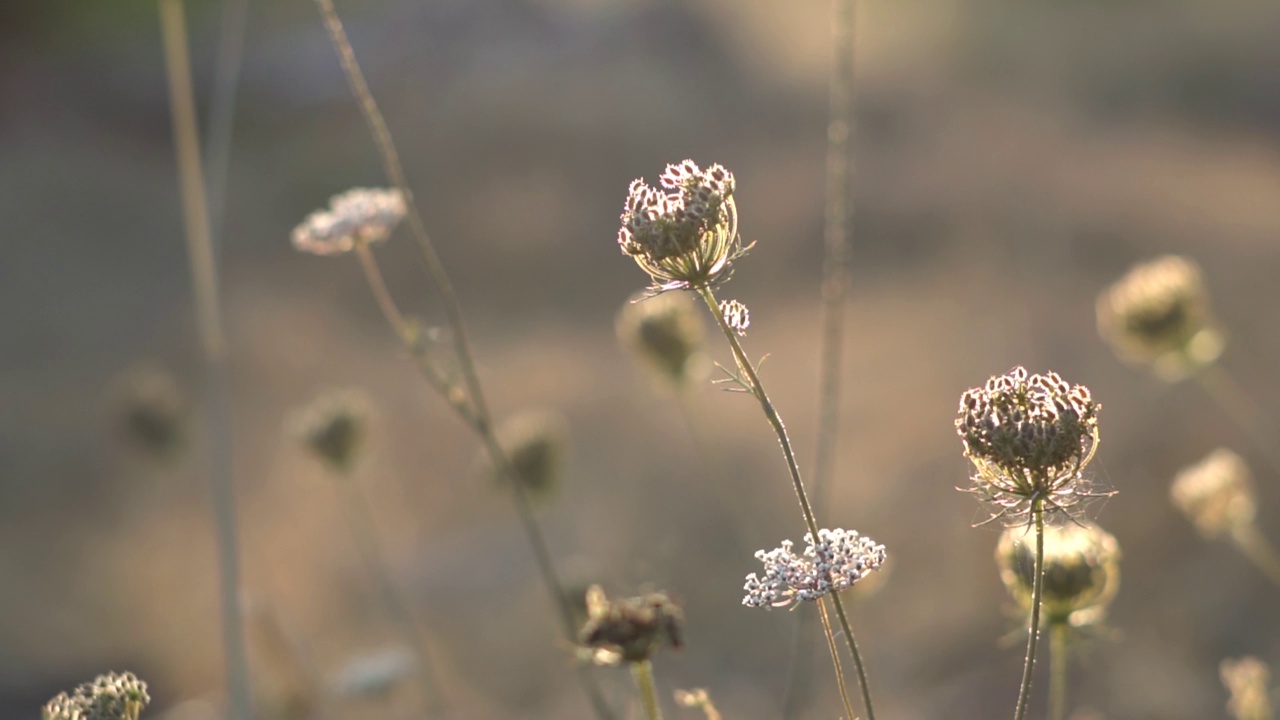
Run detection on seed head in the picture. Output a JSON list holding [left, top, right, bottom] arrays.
[[956, 367, 1104, 523], [292, 187, 406, 256], [115, 365, 188, 457], [483, 410, 569, 501], [1221, 656, 1274, 720], [616, 160, 749, 294], [718, 299, 750, 337], [578, 585, 683, 665], [1097, 255, 1224, 381], [743, 528, 886, 609], [997, 522, 1121, 628], [42, 672, 150, 720], [1171, 448, 1256, 539], [290, 389, 370, 473], [616, 292, 707, 387]]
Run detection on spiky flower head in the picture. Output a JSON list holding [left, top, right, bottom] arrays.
[[616, 160, 748, 294], [292, 187, 406, 256], [1097, 255, 1224, 381], [956, 367, 1104, 523], [42, 672, 150, 720], [997, 522, 1121, 628], [482, 410, 569, 501], [616, 291, 707, 387], [1171, 448, 1256, 539], [290, 389, 370, 473], [718, 299, 750, 336], [743, 528, 886, 609], [578, 585, 683, 665], [1221, 656, 1274, 720]]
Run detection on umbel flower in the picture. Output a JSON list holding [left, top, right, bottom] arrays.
[[578, 585, 684, 665], [1221, 656, 1274, 720], [743, 528, 886, 609], [616, 291, 707, 387], [617, 160, 749, 294], [1096, 255, 1224, 381], [42, 671, 150, 720], [1171, 448, 1256, 539], [955, 367, 1105, 524], [292, 187, 406, 256], [997, 522, 1121, 628]]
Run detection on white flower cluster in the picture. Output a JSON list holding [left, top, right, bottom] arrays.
[[743, 528, 885, 609], [292, 187, 406, 256]]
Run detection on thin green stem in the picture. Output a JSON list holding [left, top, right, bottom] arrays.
[[819, 598, 858, 720], [631, 660, 662, 720], [696, 285, 875, 720], [1231, 523, 1280, 591], [311, 4, 612, 717], [159, 3, 252, 719], [1195, 364, 1280, 477], [1048, 621, 1069, 720], [1014, 499, 1046, 720], [334, 470, 448, 714]]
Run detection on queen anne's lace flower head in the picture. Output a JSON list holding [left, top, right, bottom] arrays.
[[997, 522, 1121, 628], [1171, 448, 1256, 538], [743, 528, 885, 609], [42, 672, 150, 720], [292, 187, 406, 256], [578, 585, 683, 665]]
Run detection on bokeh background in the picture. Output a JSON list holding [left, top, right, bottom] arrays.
[[4, 0, 1280, 718]]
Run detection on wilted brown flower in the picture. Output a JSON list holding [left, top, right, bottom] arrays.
[[578, 585, 683, 665], [997, 522, 1121, 628], [1171, 448, 1256, 539], [292, 187, 406, 256]]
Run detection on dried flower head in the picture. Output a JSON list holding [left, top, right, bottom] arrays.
[[718, 299, 750, 336], [616, 292, 707, 387], [478, 410, 569, 500], [578, 585, 683, 665], [616, 160, 749, 294], [290, 389, 370, 473], [42, 672, 150, 720], [115, 365, 188, 456], [997, 522, 1121, 628], [956, 367, 1105, 523], [743, 528, 886, 609], [1221, 656, 1274, 720], [1171, 448, 1256, 539], [1097, 255, 1224, 381], [292, 187, 406, 256]]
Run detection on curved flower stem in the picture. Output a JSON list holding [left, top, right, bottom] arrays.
[[312, 3, 613, 717], [818, 598, 858, 720], [1048, 621, 1069, 720], [696, 285, 875, 720], [1014, 498, 1047, 720], [1230, 523, 1280, 591], [631, 660, 663, 720]]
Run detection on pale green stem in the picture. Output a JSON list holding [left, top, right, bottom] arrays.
[[1048, 621, 1069, 720], [1231, 523, 1280, 591], [632, 660, 662, 720], [696, 285, 875, 720], [1014, 499, 1046, 720], [159, 3, 252, 718], [1195, 364, 1280, 477], [311, 3, 612, 717], [819, 597, 858, 720], [335, 468, 448, 714]]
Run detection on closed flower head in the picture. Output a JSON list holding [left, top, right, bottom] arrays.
[[578, 585, 683, 665], [616, 291, 707, 387], [956, 367, 1104, 523], [743, 528, 886, 609], [483, 410, 569, 500], [290, 389, 370, 473], [292, 187, 406, 256], [1171, 448, 1256, 539], [617, 160, 748, 293], [42, 671, 150, 720], [1097, 255, 1224, 381], [997, 522, 1121, 628]]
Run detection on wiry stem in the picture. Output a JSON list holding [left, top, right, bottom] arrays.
[[159, 2, 252, 718], [203, 0, 248, 254], [631, 660, 663, 720], [1048, 621, 1069, 720], [696, 285, 875, 720], [1014, 498, 1047, 720], [1230, 523, 1280, 591], [818, 598, 858, 720]]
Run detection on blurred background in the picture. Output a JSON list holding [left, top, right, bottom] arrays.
[[4, 0, 1280, 717]]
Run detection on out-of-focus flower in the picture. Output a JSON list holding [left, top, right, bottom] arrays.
[[292, 187, 406, 256]]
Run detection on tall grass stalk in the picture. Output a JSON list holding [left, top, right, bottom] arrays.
[[1013, 499, 1047, 720], [310, 5, 613, 715], [695, 285, 876, 720], [785, 0, 858, 711], [159, 1, 252, 717]]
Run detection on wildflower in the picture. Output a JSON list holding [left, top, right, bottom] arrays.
[[290, 389, 370, 473], [482, 410, 569, 500], [743, 528, 886, 609], [718, 299, 750, 336], [42, 671, 150, 720], [616, 160, 749, 294], [292, 187, 406, 256], [955, 366, 1104, 523], [1221, 656, 1274, 720], [997, 522, 1120, 628], [1096, 255, 1224, 381], [1171, 448, 1256, 539], [578, 585, 683, 665], [616, 292, 707, 387]]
